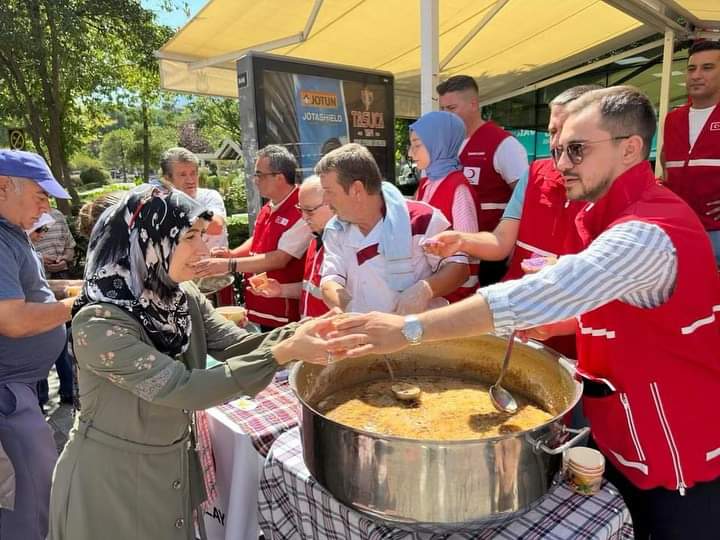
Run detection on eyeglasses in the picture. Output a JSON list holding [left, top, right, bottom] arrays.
[[36, 226, 49, 234], [295, 203, 325, 215], [253, 171, 280, 179], [551, 136, 631, 165]]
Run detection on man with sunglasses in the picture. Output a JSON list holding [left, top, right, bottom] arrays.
[[328, 86, 720, 539], [254, 175, 334, 319], [662, 40, 720, 265], [201, 145, 312, 330]]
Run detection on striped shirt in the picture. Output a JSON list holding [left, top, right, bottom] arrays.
[[480, 220, 677, 334]]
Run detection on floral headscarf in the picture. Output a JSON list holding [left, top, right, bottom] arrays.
[[73, 186, 213, 357]]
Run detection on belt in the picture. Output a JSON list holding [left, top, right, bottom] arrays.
[[77, 419, 190, 454]]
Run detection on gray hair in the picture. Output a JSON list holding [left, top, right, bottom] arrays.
[[160, 147, 199, 178], [256, 145, 298, 185], [550, 84, 604, 107], [566, 86, 656, 160], [314, 143, 382, 195]]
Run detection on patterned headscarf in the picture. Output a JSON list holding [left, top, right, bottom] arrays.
[[73, 185, 213, 357], [409, 111, 465, 181]]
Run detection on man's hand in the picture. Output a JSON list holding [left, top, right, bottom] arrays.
[[45, 259, 68, 273], [395, 280, 433, 315], [326, 311, 408, 358], [516, 319, 577, 342], [421, 231, 464, 257], [210, 246, 231, 258], [191, 258, 231, 278], [707, 200, 720, 221], [256, 278, 282, 297]]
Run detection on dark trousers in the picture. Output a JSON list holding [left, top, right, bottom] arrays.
[[602, 452, 720, 539], [36, 346, 74, 406]]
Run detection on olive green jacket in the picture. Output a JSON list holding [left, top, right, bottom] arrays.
[[49, 283, 296, 540]]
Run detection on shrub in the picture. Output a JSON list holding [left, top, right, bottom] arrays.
[[223, 175, 247, 214], [79, 166, 109, 187], [226, 213, 249, 247]]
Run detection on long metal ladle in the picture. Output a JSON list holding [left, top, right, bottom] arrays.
[[490, 331, 519, 413]]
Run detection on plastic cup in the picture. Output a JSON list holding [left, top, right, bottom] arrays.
[[564, 447, 605, 496], [65, 285, 82, 298]]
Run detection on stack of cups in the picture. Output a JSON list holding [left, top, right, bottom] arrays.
[[564, 447, 605, 495]]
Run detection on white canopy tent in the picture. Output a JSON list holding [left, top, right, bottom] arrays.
[[157, 0, 720, 174]]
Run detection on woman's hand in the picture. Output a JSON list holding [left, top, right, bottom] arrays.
[[191, 258, 231, 278], [271, 310, 341, 365]]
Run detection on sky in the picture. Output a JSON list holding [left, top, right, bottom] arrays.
[[140, 0, 207, 29]]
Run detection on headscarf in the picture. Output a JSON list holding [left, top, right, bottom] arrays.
[[73, 185, 213, 357], [409, 111, 465, 181]]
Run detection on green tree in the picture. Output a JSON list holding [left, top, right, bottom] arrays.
[[100, 128, 135, 181], [0, 0, 169, 210], [189, 96, 242, 149]]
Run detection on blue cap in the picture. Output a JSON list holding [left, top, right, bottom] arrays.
[[0, 150, 70, 199]]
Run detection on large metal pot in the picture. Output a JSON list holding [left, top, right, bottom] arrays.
[[290, 335, 587, 532]]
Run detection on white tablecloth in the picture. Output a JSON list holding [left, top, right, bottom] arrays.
[[202, 407, 263, 540]]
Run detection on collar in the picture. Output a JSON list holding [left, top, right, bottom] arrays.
[[575, 161, 656, 244], [270, 186, 297, 213], [0, 214, 31, 243]]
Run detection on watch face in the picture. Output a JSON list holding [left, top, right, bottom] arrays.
[[403, 317, 423, 344]]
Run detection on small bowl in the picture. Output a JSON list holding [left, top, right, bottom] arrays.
[[564, 447, 605, 495]]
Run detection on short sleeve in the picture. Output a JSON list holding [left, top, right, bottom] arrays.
[[199, 189, 227, 218], [493, 137, 529, 184], [319, 229, 347, 286], [0, 244, 24, 301], [277, 219, 312, 259]]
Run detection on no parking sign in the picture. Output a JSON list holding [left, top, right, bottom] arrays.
[[7, 129, 25, 150]]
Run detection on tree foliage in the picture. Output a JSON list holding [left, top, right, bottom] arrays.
[[0, 0, 171, 209]]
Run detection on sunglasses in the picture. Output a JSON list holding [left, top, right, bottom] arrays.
[[551, 136, 631, 166], [36, 226, 49, 234]]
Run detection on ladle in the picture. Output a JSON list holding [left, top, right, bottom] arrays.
[[489, 331, 519, 413]]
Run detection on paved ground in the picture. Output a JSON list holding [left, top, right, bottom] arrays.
[[44, 367, 74, 453]]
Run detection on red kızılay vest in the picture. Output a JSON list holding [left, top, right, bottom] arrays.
[[416, 170, 479, 302], [245, 187, 306, 328], [663, 103, 720, 231], [299, 236, 328, 319], [575, 161, 720, 492], [504, 158, 584, 281], [503, 158, 583, 359], [459, 121, 514, 232]]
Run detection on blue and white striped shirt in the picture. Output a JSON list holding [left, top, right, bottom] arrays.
[[480, 220, 677, 334]]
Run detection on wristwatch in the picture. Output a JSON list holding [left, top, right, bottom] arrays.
[[402, 315, 424, 346]]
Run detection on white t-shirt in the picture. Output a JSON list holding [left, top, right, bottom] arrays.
[[320, 205, 463, 314], [458, 134, 529, 185], [689, 105, 716, 148], [195, 188, 228, 250]]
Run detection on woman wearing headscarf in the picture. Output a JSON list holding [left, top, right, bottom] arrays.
[[48, 186, 332, 540], [410, 111, 479, 302]]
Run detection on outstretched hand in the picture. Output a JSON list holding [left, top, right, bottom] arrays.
[[420, 231, 464, 258]]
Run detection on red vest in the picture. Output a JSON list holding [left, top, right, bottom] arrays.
[[245, 188, 306, 328], [663, 103, 720, 231], [504, 159, 584, 280], [416, 171, 479, 302], [459, 121, 514, 232], [503, 158, 583, 359], [575, 161, 720, 491], [299, 237, 328, 319]]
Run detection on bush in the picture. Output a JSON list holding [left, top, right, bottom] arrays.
[[79, 166, 109, 187], [226, 213, 249, 247], [223, 176, 247, 214]]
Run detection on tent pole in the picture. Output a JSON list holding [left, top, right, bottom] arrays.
[[655, 28, 675, 178], [420, 0, 439, 114]]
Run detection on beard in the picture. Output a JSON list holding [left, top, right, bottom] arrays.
[[565, 172, 614, 202]]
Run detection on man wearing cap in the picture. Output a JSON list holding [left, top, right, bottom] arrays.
[[0, 150, 74, 539]]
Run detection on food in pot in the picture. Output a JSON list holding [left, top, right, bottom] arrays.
[[318, 375, 553, 440]]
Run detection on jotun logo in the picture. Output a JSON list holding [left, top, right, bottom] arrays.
[[300, 91, 338, 108]]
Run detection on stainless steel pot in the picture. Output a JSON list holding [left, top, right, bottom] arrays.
[[290, 335, 587, 532]]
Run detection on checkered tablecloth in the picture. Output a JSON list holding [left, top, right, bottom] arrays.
[[258, 427, 634, 540], [214, 378, 299, 457]]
